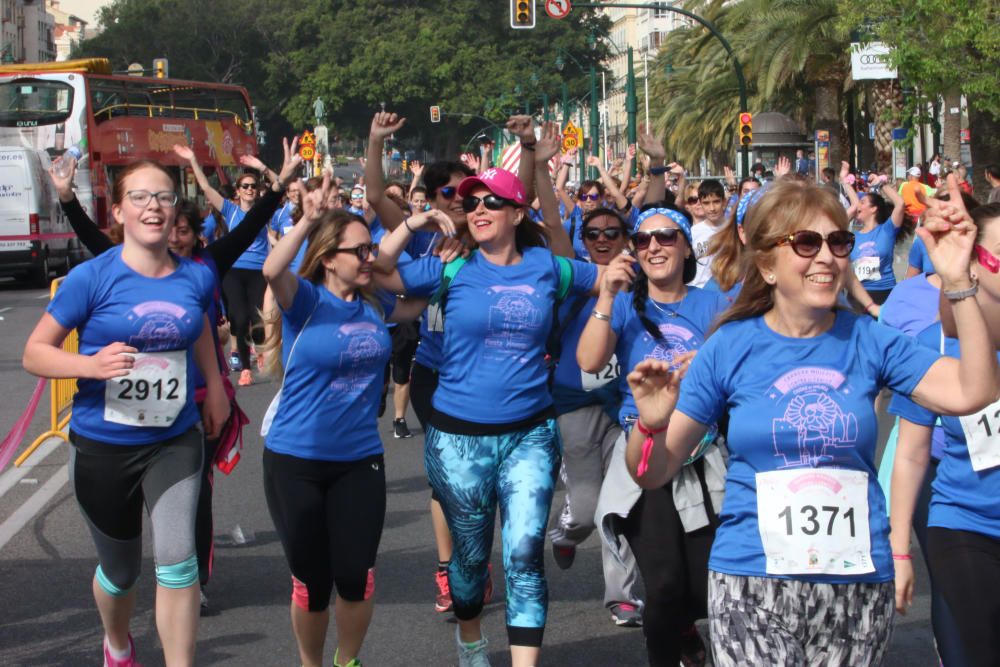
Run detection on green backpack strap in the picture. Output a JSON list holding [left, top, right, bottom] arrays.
[[428, 252, 472, 307], [555, 255, 573, 302]]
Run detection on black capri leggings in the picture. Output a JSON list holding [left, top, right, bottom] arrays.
[[222, 268, 266, 370], [263, 449, 386, 611]]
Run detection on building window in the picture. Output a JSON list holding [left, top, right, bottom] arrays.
[[652, 1, 670, 19]]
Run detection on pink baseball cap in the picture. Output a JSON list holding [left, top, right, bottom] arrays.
[[457, 168, 528, 206]]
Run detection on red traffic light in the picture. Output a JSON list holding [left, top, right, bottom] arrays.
[[739, 112, 752, 124]]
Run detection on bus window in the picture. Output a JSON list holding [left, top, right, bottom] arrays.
[[0, 79, 74, 127]]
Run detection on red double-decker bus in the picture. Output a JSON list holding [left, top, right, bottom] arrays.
[[0, 58, 258, 283]]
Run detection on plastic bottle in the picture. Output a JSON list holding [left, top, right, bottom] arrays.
[[52, 145, 83, 179]]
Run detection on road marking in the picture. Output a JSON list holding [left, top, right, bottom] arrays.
[[0, 465, 68, 550], [0, 307, 10, 314], [36, 292, 50, 299], [0, 437, 62, 500]]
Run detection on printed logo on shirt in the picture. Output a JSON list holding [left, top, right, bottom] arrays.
[[125, 301, 195, 351], [766, 367, 859, 468], [485, 285, 542, 362], [329, 322, 386, 400], [645, 322, 699, 364]]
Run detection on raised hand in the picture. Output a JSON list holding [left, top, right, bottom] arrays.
[[535, 121, 562, 164], [239, 154, 267, 172], [920, 173, 976, 290], [586, 154, 603, 169], [409, 160, 423, 178], [637, 132, 665, 161], [775, 155, 792, 178], [277, 136, 303, 187], [370, 111, 406, 141], [172, 144, 196, 163], [301, 172, 334, 222], [839, 160, 851, 181], [88, 342, 138, 380], [506, 115, 536, 143], [626, 354, 695, 431], [405, 209, 457, 237], [48, 158, 77, 203], [723, 165, 737, 188], [626, 144, 637, 160]]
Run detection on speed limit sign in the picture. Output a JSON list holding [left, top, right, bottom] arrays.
[[546, 0, 572, 20]]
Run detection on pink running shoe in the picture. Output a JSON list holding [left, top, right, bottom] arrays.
[[103, 634, 142, 667]]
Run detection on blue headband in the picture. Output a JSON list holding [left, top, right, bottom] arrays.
[[735, 185, 769, 228], [633, 207, 692, 246]]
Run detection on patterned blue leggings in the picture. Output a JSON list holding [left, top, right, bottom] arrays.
[[425, 419, 560, 648]]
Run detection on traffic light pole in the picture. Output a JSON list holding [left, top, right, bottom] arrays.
[[589, 67, 600, 180], [572, 2, 750, 175]]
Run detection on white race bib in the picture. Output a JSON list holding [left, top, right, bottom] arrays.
[[853, 256, 880, 282], [104, 351, 187, 427], [756, 468, 874, 576], [581, 354, 620, 391], [958, 399, 1000, 472], [426, 302, 444, 333]]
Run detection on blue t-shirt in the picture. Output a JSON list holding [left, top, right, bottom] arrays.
[[202, 213, 218, 241], [223, 200, 269, 270], [551, 294, 621, 416], [702, 277, 742, 304], [47, 247, 214, 445], [889, 324, 1000, 540], [406, 231, 447, 371], [266, 278, 394, 462], [851, 222, 898, 290], [677, 311, 939, 583], [908, 235, 934, 274], [270, 202, 308, 273], [398, 247, 598, 424], [611, 287, 727, 426]]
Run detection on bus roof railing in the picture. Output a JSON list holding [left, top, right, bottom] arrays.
[[93, 102, 252, 130], [0, 58, 113, 75]]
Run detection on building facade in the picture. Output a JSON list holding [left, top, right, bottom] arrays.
[[1, 0, 56, 64]]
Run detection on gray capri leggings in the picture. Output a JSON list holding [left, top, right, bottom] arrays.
[[69, 428, 203, 593]]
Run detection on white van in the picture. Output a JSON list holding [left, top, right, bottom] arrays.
[[0, 147, 78, 285]]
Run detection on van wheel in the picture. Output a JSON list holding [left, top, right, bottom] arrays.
[[29, 256, 50, 288]]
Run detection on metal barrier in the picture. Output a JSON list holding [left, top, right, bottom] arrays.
[[15, 277, 78, 467]]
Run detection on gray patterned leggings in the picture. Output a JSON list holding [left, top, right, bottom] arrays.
[[708, 571, 894, 667]]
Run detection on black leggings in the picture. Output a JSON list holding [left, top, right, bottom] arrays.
[[926, 527, 1000, 667], [409, 361, 438, 431], [222, 268, 266, 370], [621, 459, 718, 667], [263, 449, 386, 611], [195, 436, 218, 586]]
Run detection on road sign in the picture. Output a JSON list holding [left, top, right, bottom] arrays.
[[300, 130, 316, 147], [546, 0, 572, 20], [299, 146, 315, 161], [562, 121, 583, 152]]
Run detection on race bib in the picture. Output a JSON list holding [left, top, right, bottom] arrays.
[[104, 351, 187, 427], [756, 468, 874, 576], [958, 399, 1000, 472], [582, 354, 620, 391], [426, 302, 444, 333], [853, 256, 880, 282]]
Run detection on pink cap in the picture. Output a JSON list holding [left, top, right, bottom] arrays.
[[457, 168, 527, 206]]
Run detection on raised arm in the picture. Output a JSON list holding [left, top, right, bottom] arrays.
[[881, 180, 906, 228], [408, 160, 423, 196], [533, 121, 574, 258], [638, 132, 667, 205], [577, 253, 633, 373], [508, 115, 538, 205], [50, 159, 113, 256], [555, 156, 575, 213], [173, 144, 224, 212], [239, 153, 279, 188], [588, 155, 628, 210], [365, 111, 407, 232], [840, 161, 860, 220]]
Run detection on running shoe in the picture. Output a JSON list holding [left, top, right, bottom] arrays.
[[679, 623, 707, 667], [435, 569, 453, 613], [455, 626, 491, 667], [229, 352, 241, 372], [333, 649, 362, 667], [238, 369, 253, 387], [103, 634, 141, 667], [610, 602, 643, 627], [552, 543, 576, 570], [393, 418, 413, 439], [483, 563, 494, 605]]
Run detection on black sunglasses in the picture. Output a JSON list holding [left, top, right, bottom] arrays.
[[238, 182, 258, 190], [579, 193, 601, 202], [461, 194, 517, 213], [582, 227, 624, 241], [332, 243, 378, 261], [438, 186, 457, 200], [773, 230, 855, 258], [632, 227, 681, 250], [686, 196, 700, 205]]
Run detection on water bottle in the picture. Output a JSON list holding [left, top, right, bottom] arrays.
[[52, 145, 83, 179]]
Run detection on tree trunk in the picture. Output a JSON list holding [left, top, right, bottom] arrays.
[[870, 79, 902, 172], [968, 101, 1000, 202], [941, 90, 962, 165], [813, 81, 842, 168]]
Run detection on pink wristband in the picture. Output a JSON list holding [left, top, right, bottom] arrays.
[[635, 420, 667, 477], [892, 553, 912, 561]]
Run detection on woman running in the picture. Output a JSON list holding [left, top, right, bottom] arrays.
[[260, 175, 438, 667], [23, 160, 231, 667], [620, 177, 997, 666], [842, 162, 905, 306]]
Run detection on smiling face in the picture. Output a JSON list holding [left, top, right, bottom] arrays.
[[635, 214, 690, 288], [762, 213, 849, 314], [579, 185, 602, 213], [112, 165, 177, 249], [322, 220, 375, 291], [433, 173, 468, 227], [699, 194, 725, 224], [286, 181, 303, 206], [581, 213, 627, 266], [168, 215, 197, 257], [236, 174, 258, 206], [465, 185, 522, 248]]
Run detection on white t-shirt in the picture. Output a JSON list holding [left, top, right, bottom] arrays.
[[689, 220, 727, 288]]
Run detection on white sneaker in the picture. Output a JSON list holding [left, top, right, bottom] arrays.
[[455, 626, 491, 667]]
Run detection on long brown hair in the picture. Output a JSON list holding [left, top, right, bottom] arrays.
[[261, 209, 380, 377], [707, 204, 742, 292], [712, 180, 849, 332]]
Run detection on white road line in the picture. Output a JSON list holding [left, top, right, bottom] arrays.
[[0, 465, 68, 550], [36, 292, 50, 299], [0, 437, 63, 500], [0, 307, 10, 314]]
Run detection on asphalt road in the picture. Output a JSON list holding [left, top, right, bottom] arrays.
[[0, 276, 938, 666]]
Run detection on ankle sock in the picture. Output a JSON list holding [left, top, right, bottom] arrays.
[[437, 560, 449, 573], [105, 636, 131, 661]]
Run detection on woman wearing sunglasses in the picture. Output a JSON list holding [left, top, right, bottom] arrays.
[[578, 206, 728, 666], [547, 207, 645, 628], [889, 201, 1000, 667], [620, 179, 998, 666], [374, 163, 599, 667], [259, 174, 436, 667]]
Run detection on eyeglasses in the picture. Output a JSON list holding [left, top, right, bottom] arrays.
[[579, 193, 601, 202], [773, 230, 855, 258], [582, 227, 624, 241], [351, 193, 364, 200], [976, 245, 1000, 273], [461, 194, 517, 213], [438, 186, 457, 200], [126, 190, 179, 208], [238, 183, 257, 190], [632, 227, 681, 250], [686, 197, 700, 205], [332, 243, 379, 261]]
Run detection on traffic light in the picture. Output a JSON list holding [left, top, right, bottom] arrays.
[[738, 112, 753, 146], [153, 58, 169, 79], [430, 105, 441, 123], [510, 0, 535, 29]]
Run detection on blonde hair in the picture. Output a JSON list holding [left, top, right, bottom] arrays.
[[261, 209, 381, 377], [707, 205, 742, 292], [712, 180, 849, 331]]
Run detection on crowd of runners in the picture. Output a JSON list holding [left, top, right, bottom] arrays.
[[19, 108, 1000, 667]]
